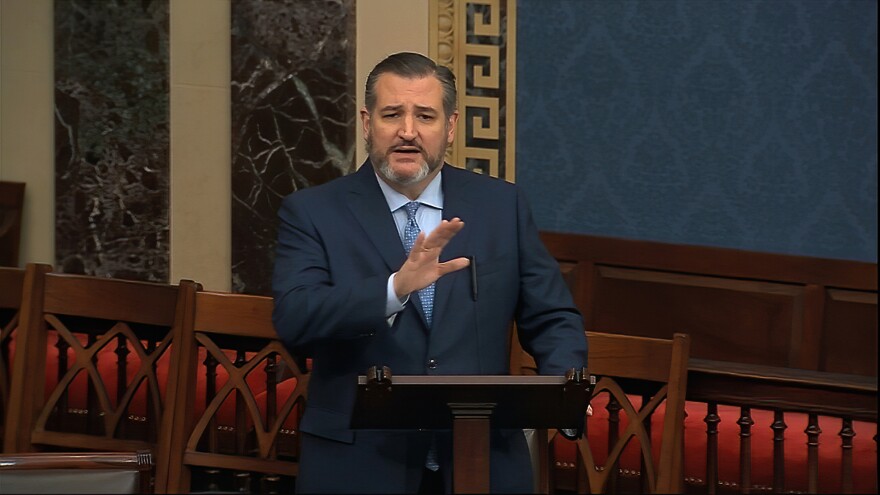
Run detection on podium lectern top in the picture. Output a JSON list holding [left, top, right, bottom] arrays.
[[352, 370, 591, 430]]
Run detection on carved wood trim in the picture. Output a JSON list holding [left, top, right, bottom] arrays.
[[430, 0, 516, 182], [184, 333, 307, 460], [540, 231, 878, 376]]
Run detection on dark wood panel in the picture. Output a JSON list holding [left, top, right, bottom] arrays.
[[43, 273, 180, 326], [590, 266, 802, 368], [0, 267, 25, 308], [541, 232, 877, 290], [0, 181, 25, 268], [821, 289, 878, 376], [540, 232, 878, 376], [688, 358, 877, 421]]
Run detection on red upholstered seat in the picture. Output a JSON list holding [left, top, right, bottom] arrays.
[[39, 331, 173, 418], [700, 404, 876, 493], [35, 328, 875, 492], [42, 338, 307, 431], [553, 395, 877, 493]]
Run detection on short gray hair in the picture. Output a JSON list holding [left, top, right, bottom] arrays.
[[364, 52, 457, 118]]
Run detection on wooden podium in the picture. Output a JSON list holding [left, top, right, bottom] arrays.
[[352, 367, 591, 494]]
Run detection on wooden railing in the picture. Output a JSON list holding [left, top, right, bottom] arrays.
[[3, 236, 877, 494], [685, 360, 877, 495], [6, 323, 877, 493], [0, 266, 26, 448], [537, 231, 877, 495], [522, 351, 877, 494]]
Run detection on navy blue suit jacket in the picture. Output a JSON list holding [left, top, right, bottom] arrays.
[[272, 161, 587, 492]]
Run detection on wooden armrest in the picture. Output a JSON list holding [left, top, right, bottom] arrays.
[[687, 358, 878, 420], [0, 451, 153, 494], [0, 451, 152, 471]]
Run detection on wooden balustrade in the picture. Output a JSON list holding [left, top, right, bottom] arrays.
[[536, 231, 877, 495], [521, 353, 877, 494], [0, 266, 26, 447], [684, 359, 877, 495], [3, 229, 876, 494], [0, 181, 26, 268]]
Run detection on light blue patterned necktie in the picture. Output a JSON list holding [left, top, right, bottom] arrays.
[[403, 202, 440, 471], [403, 201, 435, 327]]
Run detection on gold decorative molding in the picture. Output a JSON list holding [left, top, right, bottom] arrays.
[[430, 0, 516, 182]]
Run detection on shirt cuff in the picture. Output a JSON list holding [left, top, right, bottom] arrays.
[[386, 273, 408, 323]]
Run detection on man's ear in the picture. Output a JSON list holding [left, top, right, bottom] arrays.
[[446, 111, 459, 144], [360, 107, 371, 139]]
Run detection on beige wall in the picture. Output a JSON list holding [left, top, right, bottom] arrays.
[[0, 0, 429, 289], [0, 0, 55, 266], [356, 0, 429, 166], [169, 0, 232, 291]]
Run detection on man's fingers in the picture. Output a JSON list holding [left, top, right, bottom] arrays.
[[422, 219, 465, 249], [437, 257, 470, 276], [407, 231, 428, 259]]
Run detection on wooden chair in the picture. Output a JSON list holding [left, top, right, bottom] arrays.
[[0, 180, 26, 268], [519, 331, 690, 494], [156, 290, 309, 493], [1, 266, 26, 448], [3, 263, 196, 457], [0, 450, 153, 493]]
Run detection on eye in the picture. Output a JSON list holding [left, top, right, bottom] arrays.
[[418, 114, 436, 122], [382, 112, 399, 119]]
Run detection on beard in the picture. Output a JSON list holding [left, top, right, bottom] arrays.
[[367, 135, 447, 187]]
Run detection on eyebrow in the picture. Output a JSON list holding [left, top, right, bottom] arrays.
[[379, 104, 438, 114]]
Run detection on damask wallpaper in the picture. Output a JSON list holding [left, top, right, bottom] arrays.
[[516, 0, 877, 262]]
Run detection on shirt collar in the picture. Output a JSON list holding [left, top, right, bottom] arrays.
[[375, 170, 444, 212]]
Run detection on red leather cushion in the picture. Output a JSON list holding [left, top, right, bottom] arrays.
[[555, 395, 877, 492]]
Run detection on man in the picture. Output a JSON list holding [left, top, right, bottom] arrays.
[[272, 52, 587, 494]]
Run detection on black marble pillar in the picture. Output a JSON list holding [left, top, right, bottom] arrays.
[[231, 0, 356, 295], [54, 0, 170, 282]]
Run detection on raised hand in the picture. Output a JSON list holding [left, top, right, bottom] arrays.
[[393, 217, 470, 298]]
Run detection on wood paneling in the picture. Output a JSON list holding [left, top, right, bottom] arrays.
[[591, 266, 802, 368], [821, 289, 878, 376], [0, 181, 25, 268], [541, 232, 878, 376]]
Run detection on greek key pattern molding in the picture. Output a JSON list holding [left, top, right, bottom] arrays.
[[430, 0, 516, 182]]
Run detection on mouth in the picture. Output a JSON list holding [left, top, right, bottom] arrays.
[[389, 146, 423, 163], [391, 146, 422, 155]]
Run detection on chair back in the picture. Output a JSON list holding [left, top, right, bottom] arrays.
[[0, 266, 26, 447], [156, 290, 309, 493], [0, 181, 26, 267], [0, 450, 153, 493], [3, 263, 195, 455], [529, 331, 690, 494], [580, 331, 690, 493]]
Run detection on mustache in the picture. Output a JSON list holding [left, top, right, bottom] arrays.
[[389, 141, 424, 153]]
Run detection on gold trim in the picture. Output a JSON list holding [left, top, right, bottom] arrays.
[[464, 95, 499, 140], [507, 1, 516, 183], [429, 0, 515, 182]]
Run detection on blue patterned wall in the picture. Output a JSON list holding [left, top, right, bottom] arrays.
[[517, 0, 877, 262]]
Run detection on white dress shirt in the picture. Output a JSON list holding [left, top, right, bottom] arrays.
[[374, 171, 444, 321]]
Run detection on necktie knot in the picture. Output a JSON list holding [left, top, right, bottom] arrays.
[[404, 201, 421, 219]]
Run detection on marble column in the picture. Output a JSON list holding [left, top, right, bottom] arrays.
[[54, 0, 170, 282], [231, 0, 356, 294]]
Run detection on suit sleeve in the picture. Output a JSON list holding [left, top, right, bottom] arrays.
[[271, 193, 389, 353], [513, 188, 588, 375]]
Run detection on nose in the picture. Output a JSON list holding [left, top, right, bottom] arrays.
[[398, 115, 417, 141]]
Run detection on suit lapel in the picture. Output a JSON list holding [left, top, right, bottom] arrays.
[[346, 163, 407, 274], [431, 166, 473, 329], [346, 163, 473, 330]]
